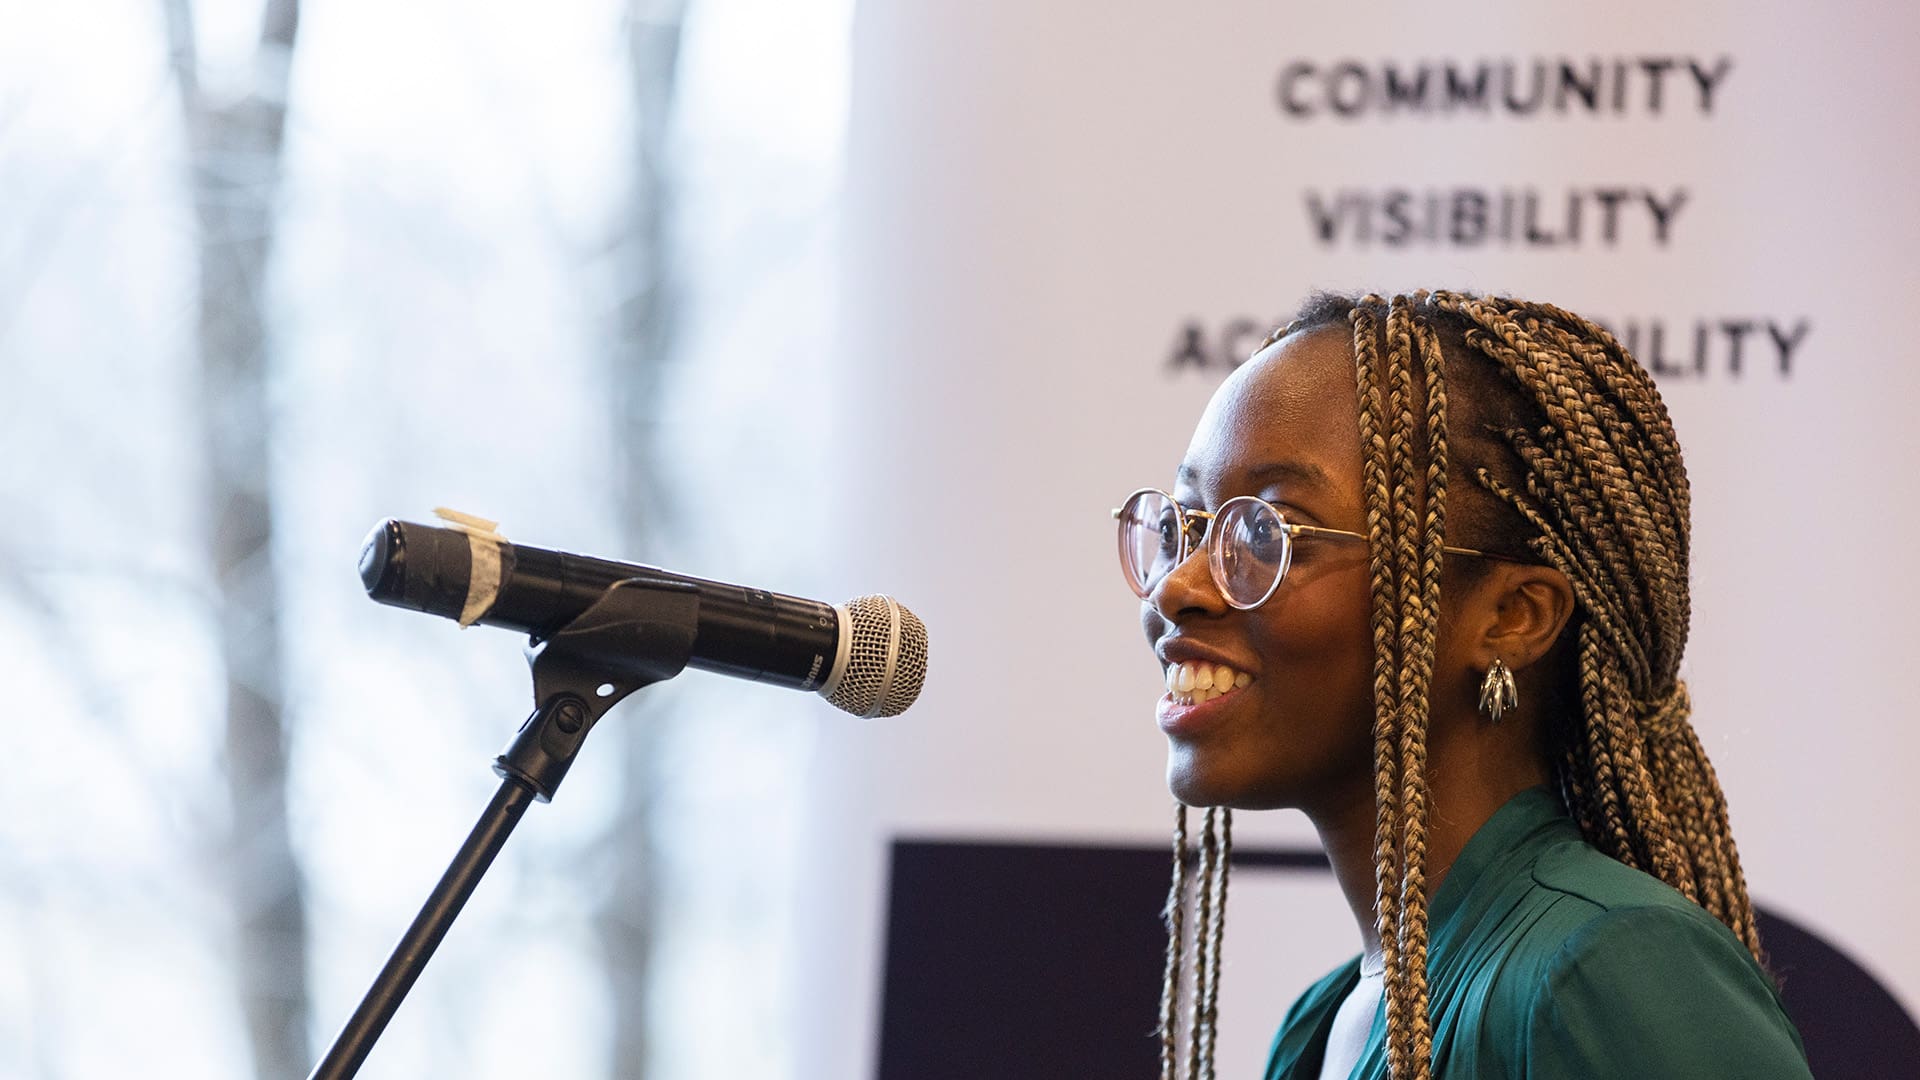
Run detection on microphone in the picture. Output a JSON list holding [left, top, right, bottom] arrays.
[[357, 517, 928, 718]]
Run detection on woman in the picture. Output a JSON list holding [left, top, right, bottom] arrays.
[[1119, 292, 1812, 1079]]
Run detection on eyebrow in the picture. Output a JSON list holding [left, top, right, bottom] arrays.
[[1176, 461, 1335, 493]]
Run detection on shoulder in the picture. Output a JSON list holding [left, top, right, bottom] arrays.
[[1491, 841, 1811, 1078], [1460, 832, 1756, 996], [1521, 840, 1783, 1009], [1528, 833, 1709, 912]]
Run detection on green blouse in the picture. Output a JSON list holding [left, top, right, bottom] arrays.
[[1262, 788, 1812, 1079]]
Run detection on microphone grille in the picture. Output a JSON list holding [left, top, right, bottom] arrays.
[[824, 595, 928, 718]]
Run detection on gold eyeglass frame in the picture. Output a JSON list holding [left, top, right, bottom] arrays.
[[1112, 487, 1511, 610]]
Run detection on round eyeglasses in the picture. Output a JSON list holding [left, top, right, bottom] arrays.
[[1113, 488, 1510, 610], [1113, 488, 1362, 609]]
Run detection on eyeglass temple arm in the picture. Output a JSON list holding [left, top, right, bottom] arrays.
[[1283, 522, 1525, 563], [1109, 508, 1528, 564]]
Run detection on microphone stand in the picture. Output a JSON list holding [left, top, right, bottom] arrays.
[[308, 578, 702, 1080]]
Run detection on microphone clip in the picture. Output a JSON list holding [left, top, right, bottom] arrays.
[[494, 577, 700, 801]]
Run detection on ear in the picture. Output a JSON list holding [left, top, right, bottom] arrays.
[[1465, 563, 1577, 673]]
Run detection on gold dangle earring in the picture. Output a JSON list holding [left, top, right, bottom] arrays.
[[1478, 658, 1518, 722]]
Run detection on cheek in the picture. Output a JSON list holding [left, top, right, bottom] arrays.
[[1249, 568, 1380, 752], [1258, 561, 1375, 668]]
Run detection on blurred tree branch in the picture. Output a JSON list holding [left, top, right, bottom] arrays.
[[596, 1, 688, 1075], [162, 0, 310, 1076]]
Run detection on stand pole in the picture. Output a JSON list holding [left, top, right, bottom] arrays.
[[306, 578, 702, 1079], [308, 777, 537, 1080]]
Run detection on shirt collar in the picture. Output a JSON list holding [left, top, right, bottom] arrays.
[[1427, 785, 1580, 944]]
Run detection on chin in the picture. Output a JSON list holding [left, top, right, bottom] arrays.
[[1166, 752, 1286, 811]]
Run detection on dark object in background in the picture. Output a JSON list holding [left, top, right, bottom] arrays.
[[877, 839, 1920, 1080]]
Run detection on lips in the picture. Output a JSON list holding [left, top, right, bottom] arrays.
[[1155, 650, 1257, 737]]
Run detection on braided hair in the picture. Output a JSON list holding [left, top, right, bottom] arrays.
[[1156, 291, 1761, 1080]]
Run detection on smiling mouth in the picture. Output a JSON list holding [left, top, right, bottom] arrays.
[[1165, 660, 1254, 706]]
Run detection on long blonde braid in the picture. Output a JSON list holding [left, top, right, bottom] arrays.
[[1358, 291, 1760, 1078], [1428, 291, 1759, 955], [1351, 295, 1452, 1080], [1158, 804, 1233, 1080]]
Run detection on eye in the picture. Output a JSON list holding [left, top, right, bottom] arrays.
[[1244, 515, 1289, 561], [1154, 507, 1184, 557]]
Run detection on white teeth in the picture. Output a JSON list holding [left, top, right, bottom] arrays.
[[1164, 660, 1254, 706]]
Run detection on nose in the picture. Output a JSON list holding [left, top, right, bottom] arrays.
[[1147, 538, 1228, 622]]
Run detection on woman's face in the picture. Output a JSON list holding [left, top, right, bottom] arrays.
[[1142, 326, 1380, 812]]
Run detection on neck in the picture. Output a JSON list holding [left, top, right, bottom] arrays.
[[1305, 726, 1552, 956]]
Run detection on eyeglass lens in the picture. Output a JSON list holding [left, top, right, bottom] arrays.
[[1118, 491, 1294, 609], [1210, 497, 1292, 609], [1118, 490, 1184, 598]]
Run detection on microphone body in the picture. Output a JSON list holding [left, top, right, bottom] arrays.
[[358, 519, 926, 717]]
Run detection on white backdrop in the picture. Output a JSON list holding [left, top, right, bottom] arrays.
[[798, 3, 1920, 1076]]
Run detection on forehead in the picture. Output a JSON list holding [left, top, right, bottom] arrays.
[[1176, 326, 1364, 503]]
